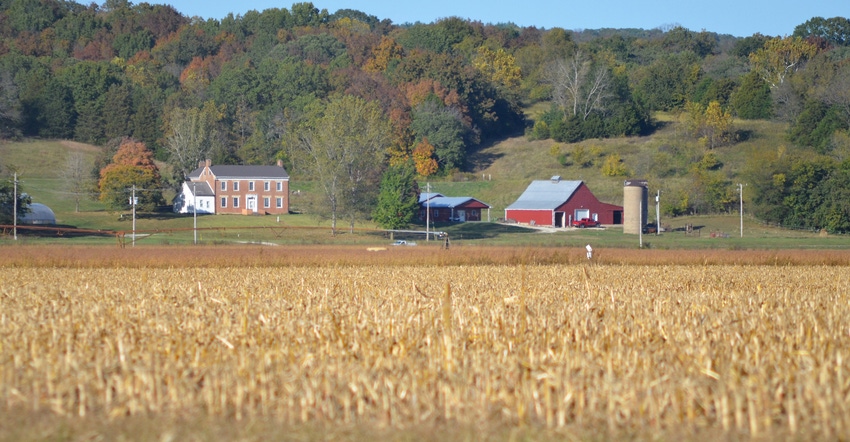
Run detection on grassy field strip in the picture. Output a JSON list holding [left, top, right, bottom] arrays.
[[2, 264, 849, 439]]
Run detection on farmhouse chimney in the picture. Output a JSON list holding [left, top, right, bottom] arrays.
[[205, 159, 212, 167], [277, 159, 283, 168]]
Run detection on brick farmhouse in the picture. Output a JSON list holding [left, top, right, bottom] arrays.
[[174, 160, 290, 215]]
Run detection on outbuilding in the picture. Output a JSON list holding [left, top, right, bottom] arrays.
[[20, 203, 56, 225], [419, 193, 491, 222], [505, 177, 623, 227]]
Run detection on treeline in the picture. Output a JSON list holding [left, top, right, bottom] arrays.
[[0, 1, 849, 231]]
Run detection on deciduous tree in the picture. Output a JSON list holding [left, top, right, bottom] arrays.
[[286, 95, 391, 234], [749, 36, 819, 89], [547, 51, 610, 121], [98, 139, 164, 211], [62, 151, 94, 212], [163, 101, 226, 179]]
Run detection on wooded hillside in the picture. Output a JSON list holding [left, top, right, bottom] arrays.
[[0, 2, 849, 232]]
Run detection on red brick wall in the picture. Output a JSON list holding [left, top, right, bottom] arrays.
[[214, 178, 289, 215]]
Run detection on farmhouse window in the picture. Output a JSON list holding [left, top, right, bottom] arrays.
[[233, 197, 239, 208], [249, 181, 255, 191], [264, 181, 270, 191], [276, 181, 282, 191], [263, 197, 270, 208], [233, 181, 239, 191], [220, 197, 227, 208], [276, 197, 283, 208], [220, 181, 226, 191]]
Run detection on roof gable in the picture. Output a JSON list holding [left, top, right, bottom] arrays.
[[184, 181, 215, 197], [418, 192, 444, 203], [423, 196, 491, 209], [506, 179, 583, 210], [188, 164, 289, 180]]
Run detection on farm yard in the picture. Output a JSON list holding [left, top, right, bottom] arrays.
[[1, 246, 850, 440]]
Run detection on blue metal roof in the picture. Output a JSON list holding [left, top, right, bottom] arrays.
[[418, 192, 444, 203], [505, 179, 583, 211], [424, 196, 491, 209]]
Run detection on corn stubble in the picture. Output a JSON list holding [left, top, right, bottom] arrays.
[[1, 264, 849, 438]]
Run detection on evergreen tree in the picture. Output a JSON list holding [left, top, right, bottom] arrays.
[[372, 161, 419, 229]]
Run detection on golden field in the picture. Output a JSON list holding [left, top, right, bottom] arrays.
[[1, 245, 850, 441]]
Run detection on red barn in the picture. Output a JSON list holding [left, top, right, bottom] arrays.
[[505, 177, 623, 227]]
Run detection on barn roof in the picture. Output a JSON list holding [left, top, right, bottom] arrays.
[[505, 179, 583, 211], [424, 196, 491, 209], [188, 165, 289, 180]]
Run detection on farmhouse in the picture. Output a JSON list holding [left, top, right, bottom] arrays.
[[419, 193, 491, 222], [505, 177, 623, 227], [174, 160, 290, 215]]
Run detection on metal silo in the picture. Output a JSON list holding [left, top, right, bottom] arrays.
[[623, 179, 647, 234]]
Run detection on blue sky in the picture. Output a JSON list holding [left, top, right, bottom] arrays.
[[164, 0, 846, 37]]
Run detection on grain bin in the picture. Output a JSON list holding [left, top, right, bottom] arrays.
[[623, 179, 647, 234]]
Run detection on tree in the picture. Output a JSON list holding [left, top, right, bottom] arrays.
[[62, 151, 94, 212], [410, 99, 469, 171], [0, 172, 30, 225], [683, 100, 734, 149], [793, 16, 850, 47], [412, 138, 438, 177], [98, 139, 164, 211], [600, 153, 629, 177], [473, 46, 521, 92], [731, 72, 772, 119], [749, 36, 819, 89], [547, 51, 611, 121], [163, 101, 226, 179], [372, 161, 419, 229], [286, 95, 391, 234], [0, 72, 22, 139]]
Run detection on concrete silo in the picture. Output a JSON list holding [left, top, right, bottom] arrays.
[[623, 180, 647, 234]]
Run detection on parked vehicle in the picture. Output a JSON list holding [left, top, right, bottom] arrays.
[[391, 240, 417, 246], [572, 218, 599, 228]]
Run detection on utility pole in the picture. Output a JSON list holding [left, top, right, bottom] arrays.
[[12, 172, 17, 241], [639, 197, 643, 248], [131, 185, 136, 247], [192, 183, 197, 245], [738, 183, 744, 238], [425, 182, 430, 241], [655, 189, 660, 236]]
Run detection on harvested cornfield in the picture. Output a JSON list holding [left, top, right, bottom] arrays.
[[1, 255, 850, 440]]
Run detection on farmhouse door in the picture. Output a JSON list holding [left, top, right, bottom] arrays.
[[246, 195, 257, 212]]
